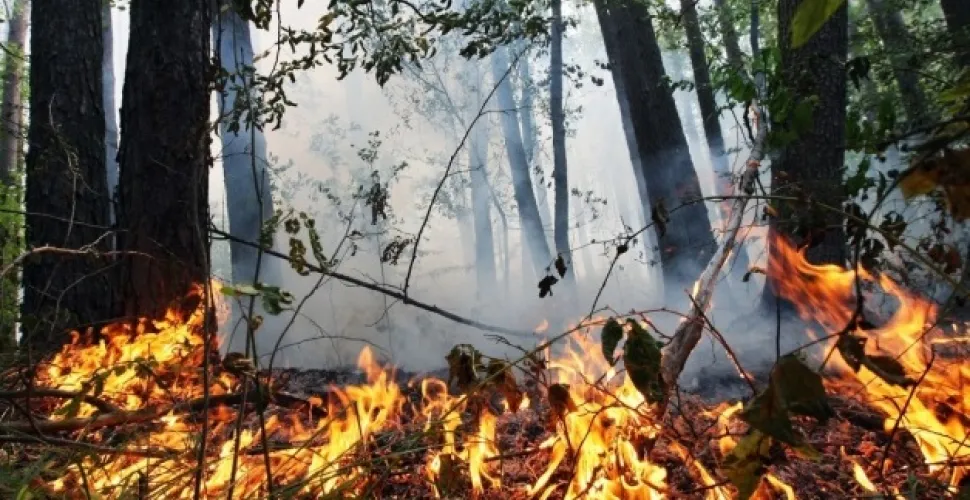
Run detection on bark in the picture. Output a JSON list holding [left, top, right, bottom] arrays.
[[763, 0, 849, 305], [514, 45, 553, 249], [102, 1, 119, 228], [550, 0, 572, 283], [595, 0, 716, 288], [865, 0, 933, 126], [115, 0, 211, 320], [22, 0, 113, 349], [491, 47, 553, 276], [941, 0, 970, 68], [213, 1, 281, 288], [714, 0, 744, 70], [0, 0, 27, 184]]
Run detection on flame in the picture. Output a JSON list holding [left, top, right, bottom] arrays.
[[769, 235, 970, 492], [29, 232, 970, 498]]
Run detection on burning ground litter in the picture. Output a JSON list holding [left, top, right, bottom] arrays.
[[0, 235, 968, 499]]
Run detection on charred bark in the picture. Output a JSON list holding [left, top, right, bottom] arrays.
[[22, 0, 114, 350], [595, 0, 716, 288], [941, 0, 970, 68], [763, 0, 849, 306], [115, 0, 211, 320], [550, 0, 572, 284], [491, 47, 553, 277], [0, 0, 27, 185]]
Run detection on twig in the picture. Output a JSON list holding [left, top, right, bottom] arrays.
[[0, 434, 177, 458], [878, 350, 936, 480], [210, 228, 536, 338]]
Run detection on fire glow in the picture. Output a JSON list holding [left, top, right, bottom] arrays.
[[16, 234, 970, 498]]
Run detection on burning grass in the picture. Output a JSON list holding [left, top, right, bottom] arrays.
[[0, 235, 968, 499]]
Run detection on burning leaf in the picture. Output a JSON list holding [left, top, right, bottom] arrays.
[[446, 344, 483, 391], [900, 148, 970, 220], [547, 383, 577, 422], [222, 352, 257, 378], [623, 319, 665, 403], [772, 354, 834, 423], [742, 266, 766, 283], [722, 429, 771, 500], [651, 199, 670, 238], [837, 333, 867, 372], [600, 318, 624, 366], [741, 384, 799, 446], [537, 275, 558, 298], [554, 255, 567, 278]]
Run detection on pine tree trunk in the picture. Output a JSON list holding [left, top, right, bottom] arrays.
[[491, 47, 553, 276], [595, 0, 716, 289], [865, 0, 933, 125], [214, 1, 280, 288], [116, 0, 211, 321], [764, 0, 849, 306], [550, 0, 572, 284], [22, 0, 113, 349], [941, 0, 970, 68], [0, 0, 27, 185], [469, 121, 496, 295]]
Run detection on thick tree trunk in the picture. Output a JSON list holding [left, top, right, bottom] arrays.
[[515, 46, 553, 249], [763, 0, 849, 305], [714, 0, 745, 70], [102, 1, 119, 229], [116, 0, 211, 320], [550, 0, 572, 284], [22, 0, 113, 349], [941, 0, 970, 68], [865, 0, 933, 126], [595, 0, 716, 289], [0, 0, 27, 184], [213, 1, 280, 288], [491, 47, 553, 276]]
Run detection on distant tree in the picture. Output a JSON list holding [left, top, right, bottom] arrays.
[[594, 0, 716, 290], [0, 0, 27, 184], [865, 0, 934, 125], [763, 0, 849, 306], [115, 0, 211, 320], [550, 0, 572, 285], [22, 0, 113, 350], [213, 0, 281, 289], [714, 0, 745, 71], [941, 0, 970, 67], [491, 46, 553, 278], [102, 0, 119, 229]]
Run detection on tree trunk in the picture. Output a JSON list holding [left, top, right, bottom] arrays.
[[714, 0, 745, 70], [941, 0, 970, 68], [0, 0, 27, 185], [865, 0, 933, 126], [102, 1, 119, 230], [491, 47, 553, 276], [115, 0, 211, 320], [550, 0, 572, 284], [22, 0, 113, 349], [469, 121, 496, 295], [595, 0, 716, 289], [763, 0, 849, 306], [213, 1, 281, 288], [515, 45, 553, 250]]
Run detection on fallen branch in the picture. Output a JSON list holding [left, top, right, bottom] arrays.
[[0, 389, 122, 414], [660, 105, 768, 398]]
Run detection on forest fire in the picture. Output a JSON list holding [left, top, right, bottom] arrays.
[[4, 235, 969, 498]]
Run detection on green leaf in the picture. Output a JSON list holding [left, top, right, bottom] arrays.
[[772, 354, 834, 422], [741, 383, 799, 446], [623, 319, 665, 403], [790, 0, 846, 49], [600, 319, 623, 366], [722, 429, 771, 500]]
